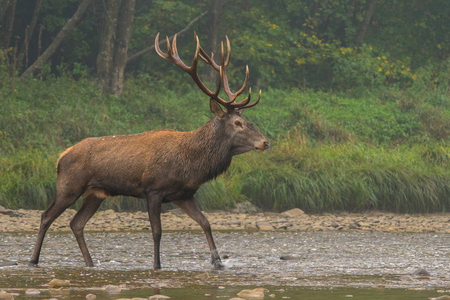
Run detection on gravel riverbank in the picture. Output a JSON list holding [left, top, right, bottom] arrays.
[[1, 206, 449, 233]]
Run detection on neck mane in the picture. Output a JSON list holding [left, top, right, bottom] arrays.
[[185, 117, 233, 184]]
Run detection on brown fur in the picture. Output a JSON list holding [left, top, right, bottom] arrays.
[[30, 109, 268, 270], [30, 33, 269, 270]]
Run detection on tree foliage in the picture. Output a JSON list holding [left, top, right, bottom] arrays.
[[0, 0, 448, 91]]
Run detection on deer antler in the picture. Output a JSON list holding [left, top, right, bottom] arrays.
[[155, 32, 261, 112]]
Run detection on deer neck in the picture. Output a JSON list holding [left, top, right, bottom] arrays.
[[187, 118, 233, 182]]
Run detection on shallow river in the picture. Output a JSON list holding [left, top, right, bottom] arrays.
[[0, 230, 449, 299]]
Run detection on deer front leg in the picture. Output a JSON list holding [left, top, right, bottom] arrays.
[[173, 197, 223, 269], [147, 192, 163, 270]]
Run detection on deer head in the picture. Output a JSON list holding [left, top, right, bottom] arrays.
[[155, 33, 269, 155]]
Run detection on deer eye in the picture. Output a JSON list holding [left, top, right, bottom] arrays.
[[234, 120, 243, 127]]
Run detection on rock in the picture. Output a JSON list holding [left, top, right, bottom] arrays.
[[330, 221, 339, 228], [194, 272, 209, 280], [231, 201, 260, 214], [281, 208, 305, 218], [0, 262, 17, 267], [414, 268, 431, 276], [86, 294, 97, 300], [149, 295, 170, 299], [48, 278, 70, 288], [25, 289, 40, 295], [348, 223, 360, 230], [0, 290, 14, 300], [256, 222, 273, 231], [280, 255, 300, 261], [237, 288, 269, 298], [429, 296, 450, 300], [104, 285, 121, 293], [0, 206, 22, 217]]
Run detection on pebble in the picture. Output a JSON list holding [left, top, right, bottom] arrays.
[[104, 285, 121, 293], [237, 288, 269, 298], [281, 208, 305, 218], [256, 221, 273, 231], [48, 278, 70, 288], [86, 294, 97, 300], [0, 290, 14, 300], [148, 295, 170, 299], [414, 268, 431, 276], [280, 255, 300, 261], [25, 289, 40, 295], [1, 207, 450, 233]]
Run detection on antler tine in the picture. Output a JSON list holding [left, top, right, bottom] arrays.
[[166, 36, 171, 54], [225, 36, 231, 67], [155, 32, 167, 58], [155, 32, 261, 112], [238, 89, 262, 109]]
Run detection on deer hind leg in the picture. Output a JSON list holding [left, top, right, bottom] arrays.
[[173, 197, 223, 270], [29, 189, 81, 266], [70, 194, 104, 267]]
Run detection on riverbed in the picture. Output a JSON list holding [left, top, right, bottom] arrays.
[[1, 230, 449, 299]]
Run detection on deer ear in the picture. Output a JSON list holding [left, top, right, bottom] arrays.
[[210, 99, 225, 118]]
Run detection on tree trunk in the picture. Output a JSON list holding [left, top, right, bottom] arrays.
[[126, 10, 207, 64], [20, 0, 93, 78], [355, 0, 377, 47], [0, 0, 17, 49], [110, 0, 135, 95], [0, 0, 12, 26], [206, 0, 222, 82], [96, 0, 121, 90], [19, 0, 43, 67]]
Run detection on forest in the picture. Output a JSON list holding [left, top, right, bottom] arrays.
[[0, 0, 449, 213]]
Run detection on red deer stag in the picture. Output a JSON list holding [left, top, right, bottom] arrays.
[[29, 33, 269, 270]]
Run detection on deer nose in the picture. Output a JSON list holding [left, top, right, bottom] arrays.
[[263, 141, 270, 150]]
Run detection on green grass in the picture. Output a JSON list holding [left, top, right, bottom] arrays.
[[0, 74, 449, 213]]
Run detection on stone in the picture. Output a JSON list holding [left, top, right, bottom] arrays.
[[104, 285, 121, 293], [429, 296, 450, 300], [149, 295, 170, 299], [280, 255, 300, 261], [85, 294, 97, 300], [256, 222, 273, 231], [0, 290, 14, 300], [237, 288, 268, 298], [0, 206, 22, 217], [231, 201, 260, 214], [48, 278, 70, 288], [0, 262, 17, 267], [194, 272, 209, 280], [414, 268, 431, 276], [25, 289, 40, 295], [348, 223, 360, 230], [281, 208, 305, 218], [330, 221, 339, 228]]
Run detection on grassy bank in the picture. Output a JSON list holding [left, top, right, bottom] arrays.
[[0, 75, 448, 213]]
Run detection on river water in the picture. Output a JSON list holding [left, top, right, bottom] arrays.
[[0, 230, 449, 299]]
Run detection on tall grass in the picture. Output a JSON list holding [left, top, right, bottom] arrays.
[[0, 74, 448, 212], [232, 140, 449, 213]]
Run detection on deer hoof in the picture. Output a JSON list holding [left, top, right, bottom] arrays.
[[213, 259, 224, 270], [28, 261, 38, 267]]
